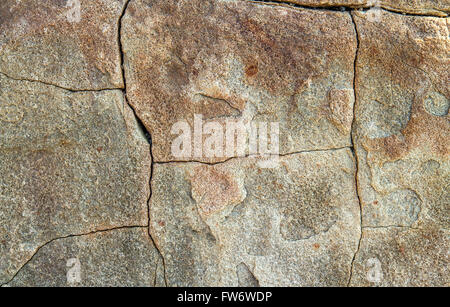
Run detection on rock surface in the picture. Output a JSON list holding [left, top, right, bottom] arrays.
[[0, 0, 126, 90], [268, 0, 449, 16], [122, 0, 356, 162], [349, 227, 449, 287], [0, 0, 448, 287], [353, 10, 449, 230], [350, 10, 449, 286], [0, 74, 151, 284], [149, 149, 360, 286], [6, 227, 165, 287]]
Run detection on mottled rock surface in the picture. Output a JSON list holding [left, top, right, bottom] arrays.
[[268, 0, 449, 16], [122, 0, 356, 162], [0, 0, 126, 90], [0, 0, 448, 288], [6, 227, 165, 287], [349, 227, 449, 286], [0, 74, 151, 284], [150, 149, 360, 286], [353, 10, 449, 230], [350, 10, 449, 286]]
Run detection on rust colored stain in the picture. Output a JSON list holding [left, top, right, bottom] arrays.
[[189, 165, 245, 216], [245, 64, 258, 77]]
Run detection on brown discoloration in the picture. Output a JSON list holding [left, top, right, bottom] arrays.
[[123, 0, 356, 162], [354, 10, 449, 237], [149, 150, 360, 286], [365, 99, 449, 164], [355, 11, 449, 164], [245, 64, 258, 78], [189, 165, 245, 217]]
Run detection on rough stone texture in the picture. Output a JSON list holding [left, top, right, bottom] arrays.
[[6, 227, 165, 287], [353, 10, 449, 230], [149, 149, 361, 286], [0, 0, 448, 288], [122, 0, 356, 162], [349, 227, 449, 287], [0, 0, 126, 90], [268, 0, 449, 16], [0, 74, 151, 284], [350, 10, 449, 286]]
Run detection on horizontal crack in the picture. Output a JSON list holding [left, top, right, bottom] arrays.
[[363, 225, 423, 230], [154, 146, 353, 165], [0, 71, 124, 93], [1, 225, 147, 287], [246, 0, 449, 17], [195, 93, 242, 114]]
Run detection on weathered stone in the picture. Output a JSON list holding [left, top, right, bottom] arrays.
[[353, 10, 449, 230], [351, 10, 449, 286], [0, 0, 126, 90], [0, 0, 448, 288], [6, 227, 164, 287], [122, 0, 356, 162], [0, 74, 151, 284], [149, 149, 360, 286], [349, 227, 449, 286], [268, 0, 449, 16]]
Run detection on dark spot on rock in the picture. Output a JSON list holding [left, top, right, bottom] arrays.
[[245, 64, 258, 77]]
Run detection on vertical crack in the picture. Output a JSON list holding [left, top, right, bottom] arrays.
[[348, 12, 363, 287], [118, 0, 168, 286]]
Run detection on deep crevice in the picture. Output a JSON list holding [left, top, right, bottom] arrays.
[[117, 0, 168, 287], [248, 0, 355, 12], [347, 12, 363, 287]]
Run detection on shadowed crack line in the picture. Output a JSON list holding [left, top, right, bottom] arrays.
[[1, 226, 147, 287], [246, 0, 448, 17], [363, 225, 421, 230], [196, 93, 242, 114], [118, 0, 168, 287], [347, 12, 363, 287], [0, 71, 122, 93], [154, 146, 353, 166]]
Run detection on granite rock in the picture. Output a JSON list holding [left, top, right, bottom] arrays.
[[353, 10, 449, 230], [268, 0, 449, 16], [149, 149, 361, 286], [0, 0, 127, 90], [6, 227, 164, 287], [0, 74, 151, 284], [122, 0, 356, 162], [350, 10, 449, 286], [0, 0, 448, 288], [349, 227, 449, 286]]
